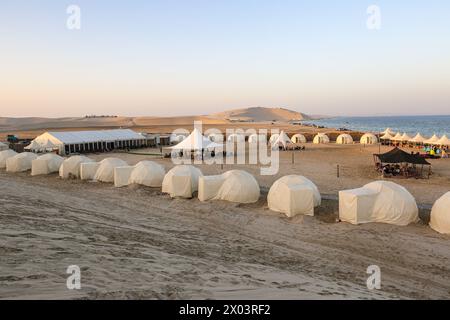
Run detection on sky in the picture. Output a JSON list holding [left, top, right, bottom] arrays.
[[1, 0, 450, 117]]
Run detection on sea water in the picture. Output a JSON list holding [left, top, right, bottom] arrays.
[[306, 115, 450, 137]]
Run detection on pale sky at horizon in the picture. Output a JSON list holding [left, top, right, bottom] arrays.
[[1, 0, 450, 118]]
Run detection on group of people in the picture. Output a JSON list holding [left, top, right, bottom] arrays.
[[424, 146, 448, 158], [378, 163, 419, 178]]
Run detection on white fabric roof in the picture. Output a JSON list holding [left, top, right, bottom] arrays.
[[32, 129, 144, 146], [424, 134, 440, 144], [436, 135, 450, 146], [170, 128, 222, 150], [271, 131, 292, 148], [409, 133, 427, 143]]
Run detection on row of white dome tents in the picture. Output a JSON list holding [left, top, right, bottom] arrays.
[[2, 149, 450, 234]]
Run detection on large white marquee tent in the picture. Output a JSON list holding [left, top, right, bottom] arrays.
[[27, 129, 146, 155]]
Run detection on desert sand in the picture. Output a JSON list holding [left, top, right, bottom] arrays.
[[1, 143, 450, 299]]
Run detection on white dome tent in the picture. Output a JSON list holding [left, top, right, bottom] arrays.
[[198, 170, 260, 204], [268, 175, 321, 217], [0, 142, 8, 151], [269, 134, 280, 144], [6, 152, 38, 172], [208, 133, 224, 143], [339, 181, 419, 226], [227, 134, 245, 143], [248, 133, 267, 144], [360, 133, 378, 145], [59, 155, 94, 179], [291, 134, 307, 144], [162, 165, 203, 198], [429, 192, 450, 234], [114, 161, 165, 188], [336, 134, 354, 144], [80, 158, 128, 182], [271, 131, 292, 149], [313, 133, 330, 144], [31, 153, 64, 176], [0, 149, 17, 169]]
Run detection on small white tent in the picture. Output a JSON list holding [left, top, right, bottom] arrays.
[[6, 152, 38, 172], [114, 161, 165, 188], [339, 181, 419, 226], [424, 134, 440, 145], [313, 133, 330, 144], [271, 131, 292, 149], [360, 133, 378, 145], [31, 153, 64, 176], [162, 165, 203, 198], [198, 170, 260, 203], [227, 134, 245, 143], [59, 155, 94, 179], [0, 149, 17, 169], [291, 134, 307, 144], [269, 134, 279, 144], [93, 158, 128, 182], [336, 134, 354, 144], [268, 175, 321, 217], [248, 134, 267, 144], [0, 142, 8, 151], [429, 192, 450, 234], [208, 133, 224, 143]]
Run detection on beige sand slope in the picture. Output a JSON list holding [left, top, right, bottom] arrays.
[[209, 107, 312, 122]]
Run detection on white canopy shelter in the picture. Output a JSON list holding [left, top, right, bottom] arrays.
[[114, 161, 166, 188], [313, 133, 330, 144], [424, 134, 440, 145], [162, 165, 203, 198], [0, 149, 18, 169], [6, 152, 38, 172], [291, 134, 307, 144], [336, 134, 354, 144], [400, 133, 413, 142], [339, 181, 419, 226], [391, 132, 403, 141], [268, 175, 321, 217], [380, 132, 394, 140], [382, 128, 396, 135], [198, 170, 260, 204], [31, 153, 64, 176], [360, 133, 378, 145], [409, 133, 427, 144], [59, 155, 94, 179], [436, 135, 450, 146], [170, 128, 222, 150], [429, 192, 450, 234]]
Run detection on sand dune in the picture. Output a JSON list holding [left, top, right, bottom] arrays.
[[209, 107, 312, 122]]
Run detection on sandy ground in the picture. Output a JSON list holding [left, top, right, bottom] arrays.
[[1, 143, 450, 299]]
